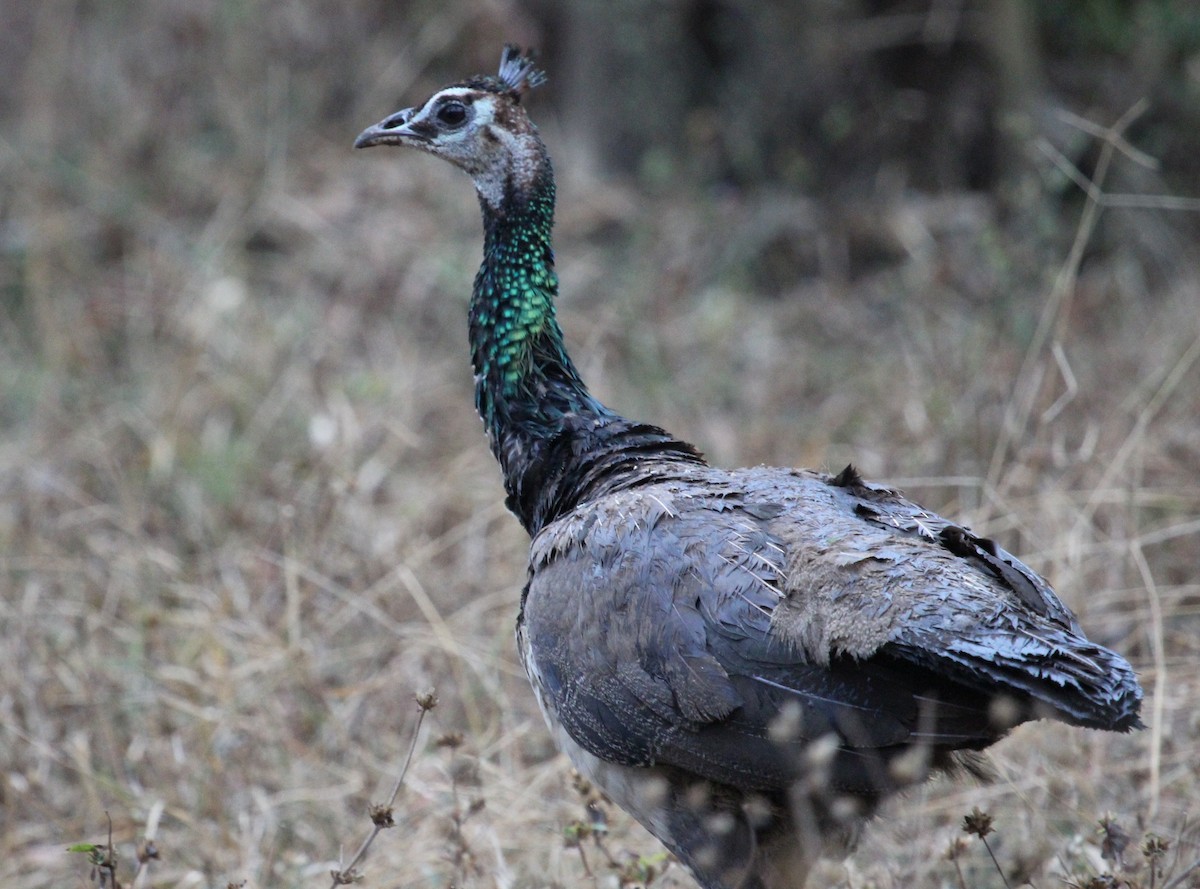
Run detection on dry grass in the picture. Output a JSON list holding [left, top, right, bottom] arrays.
[[2, 5, 1199, 889]]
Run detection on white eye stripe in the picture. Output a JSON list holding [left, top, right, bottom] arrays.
[[413, 90, 497, 129], [425, 87, 487, 111], [433, 87, 482, 101]]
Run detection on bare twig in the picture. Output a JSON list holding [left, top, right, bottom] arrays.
[[984, 97, 1200, 499], [1075, 334, 1200, 533], [986, 99, 1152, 500], [1036, 139, 1200, 212], [1040, 340, 1077, 423], [1056, 103, 1160, 169]]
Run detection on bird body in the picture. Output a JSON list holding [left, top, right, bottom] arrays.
[[355, 46, 1143, 889]]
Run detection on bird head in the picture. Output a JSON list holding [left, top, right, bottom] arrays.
[[355, 45, 549, 210]]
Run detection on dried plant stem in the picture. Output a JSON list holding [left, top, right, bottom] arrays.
[[979, 835, 1013, 889], [447, 766, 468, 883], [573, 840, 595, 882], [951, 855, 969, 889], [1164, 857, 1200, 889], [98, 812, 118, 889], [329, 694, 435, 887], [130, 800, 164, 889]]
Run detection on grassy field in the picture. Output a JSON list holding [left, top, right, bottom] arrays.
[[3, 5, 1199, 888]]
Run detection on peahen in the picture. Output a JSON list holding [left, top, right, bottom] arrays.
[[355, 46, 1143, 889]]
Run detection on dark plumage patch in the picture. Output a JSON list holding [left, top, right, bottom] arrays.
[[937, 525, 978, 558], [852, 502, 876, 519], [938, 525, 1056, 618], [831, 464, 864, 488]]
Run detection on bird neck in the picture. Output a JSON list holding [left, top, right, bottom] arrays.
[[468, 147, 703, 534], [469, 149, 608, 446]]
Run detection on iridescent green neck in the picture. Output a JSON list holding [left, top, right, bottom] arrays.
[[466, 148, 706, 534], [469, 156, 607, 427], [467, 154, 605, 492]]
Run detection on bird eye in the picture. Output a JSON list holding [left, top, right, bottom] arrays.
[[436, 101, 468, 127]]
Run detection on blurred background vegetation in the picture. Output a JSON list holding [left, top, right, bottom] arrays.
[[2, 1, 1199, 887]]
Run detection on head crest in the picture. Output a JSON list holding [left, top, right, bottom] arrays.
[[497, 44, 547, 98]]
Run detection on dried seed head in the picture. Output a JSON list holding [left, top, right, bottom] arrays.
[[767, 700, 803, 742], [962, 806, 995, 838], [414, 690, 439, 711], [1097, 813, 1130, 865], [586, 800, 608, 834], [888, 742, 931, 785], [571, 770, 602, 805], [988, 694, 1023, 730], [369, 803, 395, 828], [945, 836, 969, 861], [704, 812, 736, 837], [830, 793, 864, 823], [1142, 833, 1169, 859], [562, 819, 590, 847], [742, 794, 773, 830]]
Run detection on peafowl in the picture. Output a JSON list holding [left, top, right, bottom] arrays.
[[355, 46, 1143, 889]]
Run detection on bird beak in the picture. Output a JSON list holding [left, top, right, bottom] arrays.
[[354, 107, 423, 149]]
